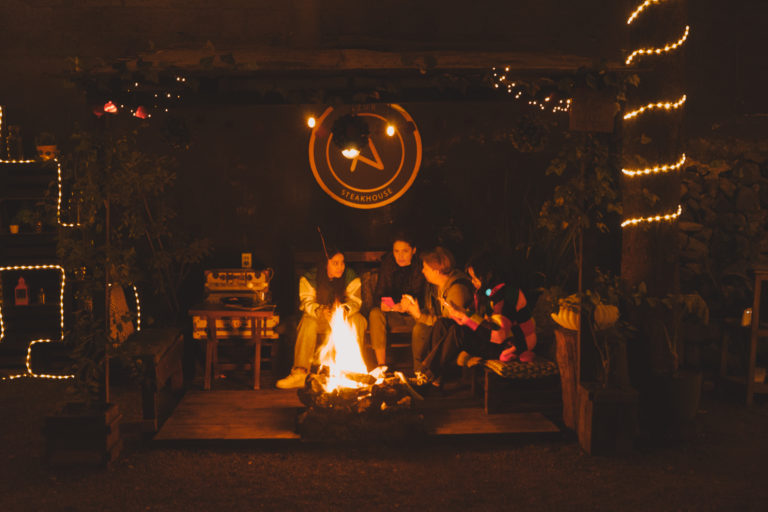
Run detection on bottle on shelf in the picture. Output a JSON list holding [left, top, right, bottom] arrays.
[[39, 287, 46, 305], [14, 277, 29, 306]]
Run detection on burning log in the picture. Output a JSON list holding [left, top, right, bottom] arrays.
[[295, 306, 424, 442], [296, 371, 425, 442]]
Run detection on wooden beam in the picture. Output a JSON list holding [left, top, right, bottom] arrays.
[[101, 47, 624, 74]]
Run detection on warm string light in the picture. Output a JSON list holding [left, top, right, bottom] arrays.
[[0, 265, 66, 343], [623, 94, 686, 120], [622, 153, 686, 177], [627, 0, 666, 25], [490, 67, 571, 114], [54, 158, 79, 227], [132, 285, 142, 332], [622, 1, 688, 229], [0, 339, 74, 381], [621, 204, 682, 228], [625, 25, 689, 65]]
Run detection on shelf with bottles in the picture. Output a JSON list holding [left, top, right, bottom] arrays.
[[0, 266, 65, 344]]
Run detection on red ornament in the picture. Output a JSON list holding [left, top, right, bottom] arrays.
[[133, 106, 148, 119], [103, 101, 118, 114]]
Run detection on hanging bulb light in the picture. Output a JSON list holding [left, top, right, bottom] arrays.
[[331, 114, 370, 158]]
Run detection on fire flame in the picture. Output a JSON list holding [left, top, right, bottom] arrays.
[[316, 306, 370, 392]]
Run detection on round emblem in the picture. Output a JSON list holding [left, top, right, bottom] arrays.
[[308, 104, 422, 209]]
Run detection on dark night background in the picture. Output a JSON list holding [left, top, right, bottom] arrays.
[[1, 0, 766, 316]]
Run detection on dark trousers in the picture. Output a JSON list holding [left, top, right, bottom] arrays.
[[419, 319, 504, 380]]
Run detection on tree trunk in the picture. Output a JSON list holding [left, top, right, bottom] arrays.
[[620, 0, 687, 296]]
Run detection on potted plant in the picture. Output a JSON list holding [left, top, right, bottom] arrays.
[[630, 283, 710, 440], [575, 270, 639, 455], [45, 123, 210, 466]]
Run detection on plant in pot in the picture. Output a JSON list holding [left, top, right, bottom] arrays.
[[46, 123, 210, 466], [630, 283, 710, 440], [576, 269, 639, 455]]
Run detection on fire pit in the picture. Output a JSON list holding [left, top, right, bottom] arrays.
[[295, 306, 425, 442]]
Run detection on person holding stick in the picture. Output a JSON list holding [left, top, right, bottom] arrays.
[[276, 246, 367, 389]]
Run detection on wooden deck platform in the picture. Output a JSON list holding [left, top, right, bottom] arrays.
[[154, 389, 562, 442]]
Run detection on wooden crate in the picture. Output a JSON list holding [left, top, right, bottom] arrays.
[[43, 402, 122, 467]]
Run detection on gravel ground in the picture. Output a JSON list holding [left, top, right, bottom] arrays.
[[2, 377, 768, 512]]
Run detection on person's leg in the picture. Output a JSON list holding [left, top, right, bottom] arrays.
[[421, 319, 462, 379], [411, 321, 433, 370], [293, 314, 319, 372], [368, 307, 388, 366], [348, 312, 368, 357]]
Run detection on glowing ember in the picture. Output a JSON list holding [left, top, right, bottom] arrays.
[[316, 306, 375, 392]]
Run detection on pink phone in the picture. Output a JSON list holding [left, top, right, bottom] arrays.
[[381, 297, 396, 308]]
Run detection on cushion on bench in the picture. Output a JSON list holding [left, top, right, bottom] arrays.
[[484, 358, 559, 379]]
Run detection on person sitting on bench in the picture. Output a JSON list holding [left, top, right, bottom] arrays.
[[453, 250, 538, 366], [401, 246, 474, 387], [367, 231, 425, 370], [276, 246, 367, 389]]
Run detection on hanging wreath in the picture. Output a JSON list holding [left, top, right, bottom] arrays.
[[331, 114, 370, 151]]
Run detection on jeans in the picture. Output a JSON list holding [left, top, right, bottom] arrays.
[[293, 312, 367, 371]]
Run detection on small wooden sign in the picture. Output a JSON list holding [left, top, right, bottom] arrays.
[[569, 88, 619, 133]]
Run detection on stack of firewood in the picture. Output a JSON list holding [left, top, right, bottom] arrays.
[[296, 370, 425, 442]]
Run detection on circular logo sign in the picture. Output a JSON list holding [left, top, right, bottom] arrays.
[[308, 104, 422, 209]]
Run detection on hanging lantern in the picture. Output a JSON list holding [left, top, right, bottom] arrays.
[[103, 101, 118, 114], [331, 114, 369, 158], [134, 106, 148, 119]]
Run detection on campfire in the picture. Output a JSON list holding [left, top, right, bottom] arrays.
[[296, 306, 425, 442]]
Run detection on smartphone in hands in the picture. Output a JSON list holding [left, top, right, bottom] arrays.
[[381, 296, 396, 309]]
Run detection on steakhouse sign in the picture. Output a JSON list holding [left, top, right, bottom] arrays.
[[308, 104, 422, 209]]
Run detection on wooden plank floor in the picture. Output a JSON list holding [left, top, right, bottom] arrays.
[[155, 388, 561, 441]]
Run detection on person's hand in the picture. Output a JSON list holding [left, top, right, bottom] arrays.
[[318, 306, 333, 322], [401, 294, 420, 319], [381, 297, 395, 312], [442, 300, 469, 325]]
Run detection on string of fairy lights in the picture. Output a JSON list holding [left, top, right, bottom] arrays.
[[489, 67, 572, 113], [623, 94, 686, 120], [621, 0, 689, 228], [1, 107, 142, 381], [97, 74, 191, 119]]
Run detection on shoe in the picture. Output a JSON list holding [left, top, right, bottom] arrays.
[[409, 370, 431, 387], [276, 368, 308, 389], [519, 350, 535, 363], [370, 365, 388, 379]]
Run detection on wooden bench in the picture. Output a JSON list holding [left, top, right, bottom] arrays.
[[477, 358, 561, 414], [119, 327, 185, 432]]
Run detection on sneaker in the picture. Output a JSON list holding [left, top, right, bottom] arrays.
[[519, 350, 535, 363], [276, 368, 308, 389], [409, 370, 431, 387], [370, 365, 388, 379]]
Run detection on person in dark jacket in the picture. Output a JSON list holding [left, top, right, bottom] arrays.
[[401, 246, 474, 382], [368, 232, 425, 368]]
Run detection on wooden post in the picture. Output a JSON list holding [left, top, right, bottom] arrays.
[[555, 328, 579, 429]]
